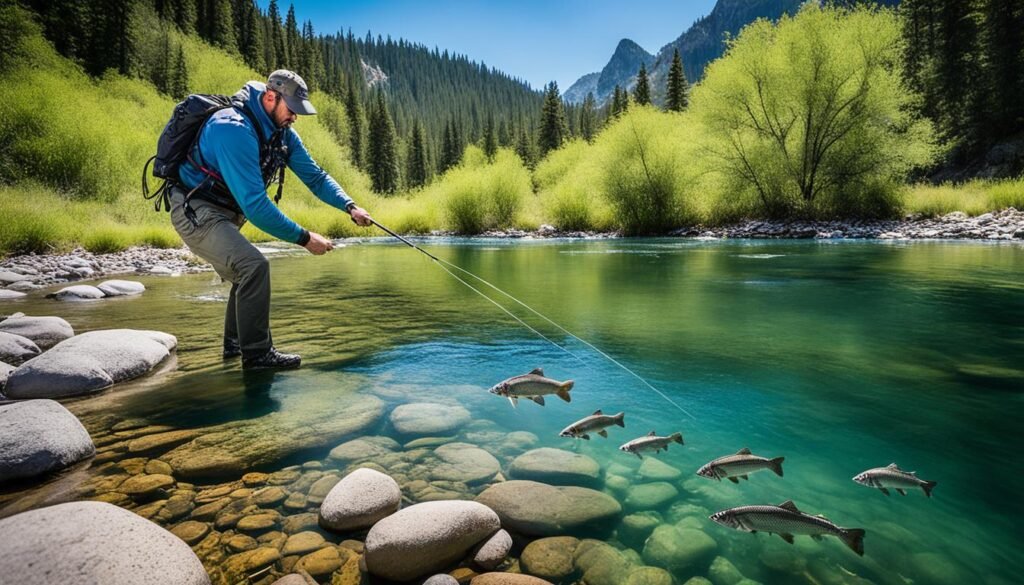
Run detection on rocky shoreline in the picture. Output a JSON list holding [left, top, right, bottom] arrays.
[[1, 209, 1021, 295]]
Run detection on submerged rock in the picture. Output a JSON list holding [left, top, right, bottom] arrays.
[[364, 500, 501, 581], [431, 442, 501, 485], [471, 574, 554, 585], [4, 329, 176, 399], [319, 468, 401, 532], [390, 402, 471, 437], [520, 536, 580, 581], [471, 528, 513, 570], [0, 501, 210, 584], [0, 289, 27, 300], [637, 458, 682, 481], [509, 448, 602, 487], [642, 525, 717, 573], [0, 331, 40, 364], [424, 576, 460, 585], [49, 284, 105, 301], [0, 360, 12, 390], [476, 480, 621, 537], [328, 436, 399, 463], [0, 399, 95, 483], [164, 394, 384, 479], [0, 313, 74, 349], [618, 512, 663, 549], [97, 279, 146, 296], [624, 482, 679, 512]]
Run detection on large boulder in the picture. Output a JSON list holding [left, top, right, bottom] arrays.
[[476, 481, 621, 537], [471, 529, 513, 570], [390, 402, 470, 437], [0, 289, 27, 300], [0, 271, 30, 285], [642, 525, 718, 573], [0, 314, 74, 349], [0, 360, 13, 391], [364, 500, 501, 581], [97, 280, 146, 297], [319, 468, 401, 532], [0, 399, 95, 483], [48, 285, 105, 301], [520, 536, 580, 581], [624, 482, 679, 512], [0, 501, 210, 584], [327, 436, 399, 463], [637, 458, 682, 481], [431, 442, 501, 485], [509, 448, 602, 487], [0, 331, 41, 364], [3, 329, 176, 399]]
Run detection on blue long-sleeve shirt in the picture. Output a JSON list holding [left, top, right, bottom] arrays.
[[178, 81, 354, 244]]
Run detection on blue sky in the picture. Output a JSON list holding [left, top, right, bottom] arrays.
[[262, 0, 719, 90]]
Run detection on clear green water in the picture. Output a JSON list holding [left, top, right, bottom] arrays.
[[3, 238, 1022, 585]]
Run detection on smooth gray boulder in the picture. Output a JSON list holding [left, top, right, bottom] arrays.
[[476, 480, 622, 537], [642, 525, 718, 573], [509, 448, 602, 487], [0, 314, 74, 349], [49, 285, 105, 301], [0, 331, 40, 364], [0, 360, 12, 391], [390, 402, 470, 437], [327, 436, 399, 463], [624, 482, 679, 512], [0, 399, 95, 482], [424, 576, 460, 585], [4, 329, 176, 399], [0, 271, 29, 285], [0, 289, 27, 300], [471, 529, 512, 570], [319, 468, 401, 532], [431, 442, 501, 485], [0, 501, 210, 584], [364, 500, 501, 581], [97, 280, 146, 296]]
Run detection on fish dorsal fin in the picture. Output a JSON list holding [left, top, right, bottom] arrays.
[[593, 409, 603, 416], [816, 514, 828, 519], [886, 463, 900, 470], [529, 367, 544, 376], [736, 448, 752, 455], [647, 431, 657, 437], [778, 500, 800, 512]]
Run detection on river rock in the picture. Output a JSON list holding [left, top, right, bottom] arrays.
[[328, 436, 399, 462], [0, 271, 29, 285], [0, 399, 95, 483], [624, 482, 679, 511], [0, 360, 12, 390], [637, 458, 682, 481], [282, 531, 326, 556], [431, 442, 501, 485], [390, 402, 471, 437], [164, 393, 384, 479], [520, 536, 579, 581], [49, 284, 106, 301], [509, 448, 602, 487], [642, 525, 717, 573], [0, 289, 27, 300], [121, 473, 175, 497], [97, 280, 146, 296], [364, 500, 501, 581], [424, 576, 460, 585], [618, 512, 663, 549], [624, 566, 675, 585], [708, 556, 746, 585], [471, 575, 554, 585], [0, 314, 74, 349], [3, 329, 176, 399], [0, 501, 209, 584], [476, 480, 622, 537], [171, 521, 210, 545], [472, 529, 513, 570], [319, 468, 401, 532]]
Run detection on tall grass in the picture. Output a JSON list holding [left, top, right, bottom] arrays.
[[904, 179, 1024, 217]]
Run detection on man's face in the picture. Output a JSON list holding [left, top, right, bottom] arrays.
[[264, 91, 297, 128]]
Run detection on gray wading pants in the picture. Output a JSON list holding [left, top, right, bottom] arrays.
[[169, 186, 273, 359]]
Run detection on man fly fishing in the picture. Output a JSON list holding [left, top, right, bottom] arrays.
[[167, 70, 372, 370]]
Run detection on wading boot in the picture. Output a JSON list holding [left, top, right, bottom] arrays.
[[223, 339, 242, 360], [242, 347, 301, 370]]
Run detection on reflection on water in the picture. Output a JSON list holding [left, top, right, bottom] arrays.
[[2, 238, 1022, 585]]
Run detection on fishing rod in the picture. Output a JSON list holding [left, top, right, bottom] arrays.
[[365, 217, 697, 420]]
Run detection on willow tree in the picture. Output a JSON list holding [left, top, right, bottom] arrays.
[[696, 4, 935, 219]]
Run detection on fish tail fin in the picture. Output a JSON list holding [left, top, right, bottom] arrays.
[[842, 528, 866, 557], [670, 432, 684, 445], [557, 381, 573, 403], [922, 480, 937, 498], [614, 412, 625, 427], [770, 457, 785, 477]]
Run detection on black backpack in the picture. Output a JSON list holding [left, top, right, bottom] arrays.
[[142, 93, 286, 215]]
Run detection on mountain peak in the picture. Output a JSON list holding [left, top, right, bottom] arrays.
[[596, 38, 654, 99]]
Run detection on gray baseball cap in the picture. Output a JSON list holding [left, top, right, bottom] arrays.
[[267, 69, 316, 115]]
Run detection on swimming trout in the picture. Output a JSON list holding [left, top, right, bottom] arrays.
[[710, 500, 866, 556], [696, 448, 785, 483], [559, 410, 625, 440], [853, 463, 937, 497], [489, 367, 573, 408]]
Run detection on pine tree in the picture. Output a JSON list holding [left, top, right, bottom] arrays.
[[483, 113, 498, 162], [538, 81, 568, 158], [87, 0, 138, 76], [407, 121, 428, 189], [153, 28, 172, 95], [240, 1, 265, 72], [497, 119, 511, 147], [345, 76, 365, 168], [209, 0, 237, 53], [665, 48, 689, 112], [368, 91, 400, 194], [579, 92, 597, 142], [633, 63, 651, 106], [981, 0, 1024, 139], [515, 128, 535, 169], [284, 4, 300, 69], [171, 44, 189, 99], [176, 0, 196, 35], [267, 0, 286, 70], [935, 0, 982, 144]]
